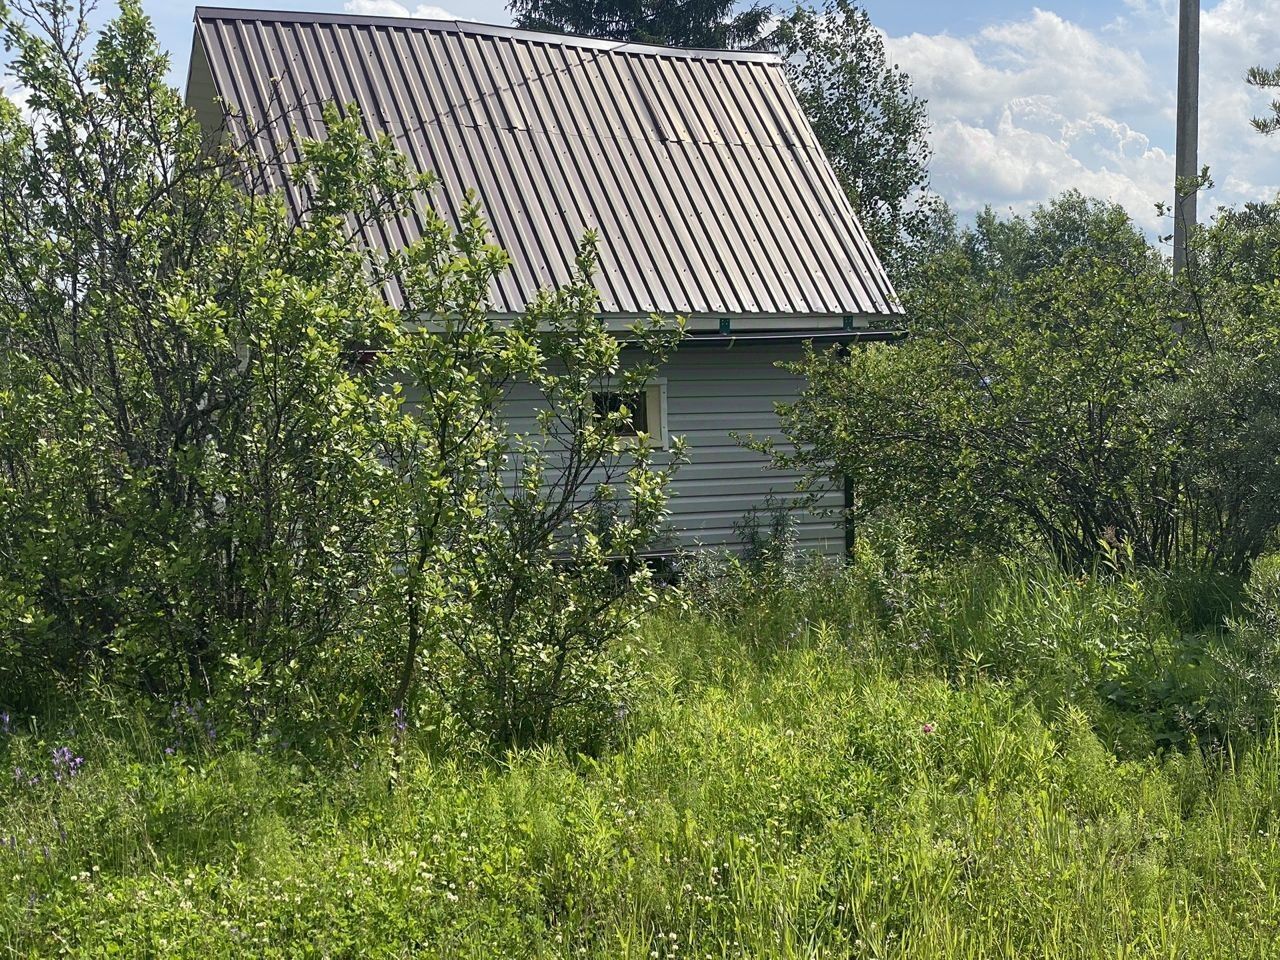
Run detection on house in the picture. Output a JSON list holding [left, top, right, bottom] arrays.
[[185, 7, 902, 558]]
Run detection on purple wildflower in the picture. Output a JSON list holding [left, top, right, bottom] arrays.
[[392, 706, 408, 735], [1, 711, 10, 734], [921, 722, 936, 734], [51, 746, 84, 783]]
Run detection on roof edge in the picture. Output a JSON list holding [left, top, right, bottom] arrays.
[[677, 329, 906, 348], [483, 312, 905, 323], [192, 6, 782, 63]]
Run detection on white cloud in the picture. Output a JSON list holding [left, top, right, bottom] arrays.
[[883, 2, 1280, 233], [1, 74, 32, 121], [344, 1, 464, 19], [1197, 0, 1280, 202]]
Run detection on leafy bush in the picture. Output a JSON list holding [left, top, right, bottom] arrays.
[[771, 192, 1280, 572], [366, 222, 684, 754], [1206, 555, 1280, 740], [0, 4, 405, 719], [0, 0, 682, 751]]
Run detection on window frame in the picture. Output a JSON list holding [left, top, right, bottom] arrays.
[[593, 378, 668, 451]]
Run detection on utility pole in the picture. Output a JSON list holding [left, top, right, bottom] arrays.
[[1173, 0, 1199, 275]]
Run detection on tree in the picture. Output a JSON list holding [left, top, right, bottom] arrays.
[[0, 0, 685, 752], [507, 0, 771, 49], [775, 0, 948, 285], [768, 193, 1280, 572], [373, 224, 685, 752], [961, 191, 1158, 284], [0, 0, 412, 721]]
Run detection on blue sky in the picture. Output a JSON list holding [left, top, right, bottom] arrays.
[[21, 2, 1280, 237]]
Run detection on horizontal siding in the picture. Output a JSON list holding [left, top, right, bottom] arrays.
[[397, 342, 841, 557], [504, 343, 843, 557], [671, 346, 841, 557]]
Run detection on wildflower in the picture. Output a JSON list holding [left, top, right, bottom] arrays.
[[922, 722, 935, 734], [1, 712, 10, 734], [51, 746, 84, 782], [392, 706, 408, 735]]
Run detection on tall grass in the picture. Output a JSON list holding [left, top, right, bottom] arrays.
[[3, 558, 1279, 957]]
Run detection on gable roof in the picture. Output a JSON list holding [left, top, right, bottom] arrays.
[[189, 7, 901, 321]]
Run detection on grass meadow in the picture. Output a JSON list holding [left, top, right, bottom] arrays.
[[4, 557, 1280, 958]]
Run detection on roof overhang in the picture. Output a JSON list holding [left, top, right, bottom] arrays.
[[674, 329, 905, 349]]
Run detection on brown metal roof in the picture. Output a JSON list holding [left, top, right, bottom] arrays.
[[190, 7, 901, 319]]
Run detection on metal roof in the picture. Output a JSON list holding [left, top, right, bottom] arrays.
[[190, 7, 901, 320]]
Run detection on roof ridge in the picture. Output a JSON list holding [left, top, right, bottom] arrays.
[[192, 6, 782, 64]]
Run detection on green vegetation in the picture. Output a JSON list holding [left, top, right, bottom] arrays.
[[5, 557, 1280, 958], [0, 0, 682, 750], [4, 4, 1280, 958], [772, 192, 1280, 572]]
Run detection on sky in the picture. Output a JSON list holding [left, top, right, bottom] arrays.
[[16, 1, 1280, 238]]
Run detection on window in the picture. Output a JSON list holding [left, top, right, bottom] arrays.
[[343, 347, 380, 372], [593, 390, 648, 435], [592, 380, 667, 449]]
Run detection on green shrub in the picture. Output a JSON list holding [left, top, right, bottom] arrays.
[[855, 556, 1261, 755], [1205, 555, 1280, 741], [680, 531, 1268, 757], [0, 1, 682, 753], [770, 192, 1280, 573]]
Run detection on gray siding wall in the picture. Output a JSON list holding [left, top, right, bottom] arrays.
[[498, 342, 845, 558], [658, 344, 843, 557]]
